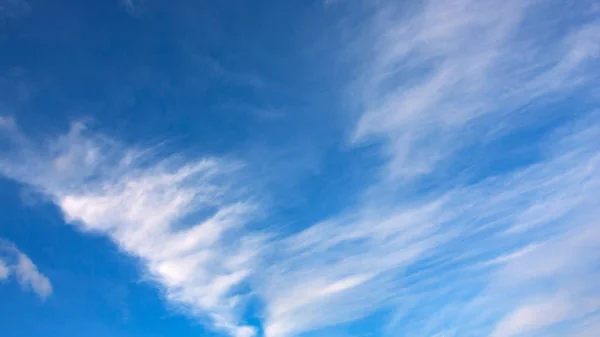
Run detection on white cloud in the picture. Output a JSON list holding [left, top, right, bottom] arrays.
[[249, 1, 600, 334], [486, 225, 600, 337], [2, 77, 600, 337], [350, 0, 600, 179], [0, 122, 262, 337], [15, 253, 53, 300], [381, 114, 600, 336], [1, 1, 599, 337], [0, 240, 52, 300], [258, 115, 600, 337], [258, 199, 450, 337], [481, 244, 540, 267], [1, 116, 599, 337], [489, 298, 571, 337], [325, 1, 600, 333]]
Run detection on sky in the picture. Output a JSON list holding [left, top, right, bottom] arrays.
[[0, 0, 599, 337]]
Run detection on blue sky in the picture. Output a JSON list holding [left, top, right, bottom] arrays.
[[1, 0, 599, 337]]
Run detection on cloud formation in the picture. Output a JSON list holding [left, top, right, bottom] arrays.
[[259, 115, 600, 337], [0, 240, 52, 300], [0, 120, 265, 337], [0, 0, 599, 337], [256, 0, 600, 335], [351, 0, 600, 179], [1, 114, 598, 337]]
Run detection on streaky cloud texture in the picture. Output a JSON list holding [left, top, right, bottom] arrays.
[[259, 114, 600, 337], [0, 0, 599, 337], [0, 120, 263, 337], [1, 113, 598, 337], [0, 239, 52, 300], [351, 0, 600, 179]]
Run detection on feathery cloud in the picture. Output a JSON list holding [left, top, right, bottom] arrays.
[[351, 0, 600, 179], [259, 115, 600, 337], [256, 0, 600, 335], [0, 121, 262, 337], [1, 0, 599, 336], [0, 240, 52, 300]]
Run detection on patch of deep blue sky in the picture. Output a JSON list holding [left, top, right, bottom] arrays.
[[1, 0, 599, 337]]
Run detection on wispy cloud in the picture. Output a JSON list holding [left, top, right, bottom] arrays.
[[1, 100, 599, 337], [0, 121, 262, 337], [489, 297, 572, 337], [257, 113, 600, 337], [0, 240, 52, 300], [350, 0, 600, 179], [1, 0, 599, 336], [14, 252, 53, 300], [255, 0, 600, 335]]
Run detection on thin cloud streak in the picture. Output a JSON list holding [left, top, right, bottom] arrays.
[[254, 0, 600, 336], [351, 0, 600, 179], [259, 114, 600, 337], [0, 240, 52, 300], [1, 108, 599, 337]]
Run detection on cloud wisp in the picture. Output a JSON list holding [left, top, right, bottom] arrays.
[[254, 0, 600, 336], [0, 120, 263, 337], [351, 0, 600, 179], [0, 240, 52, 300], [257, 114, 600, 337]]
